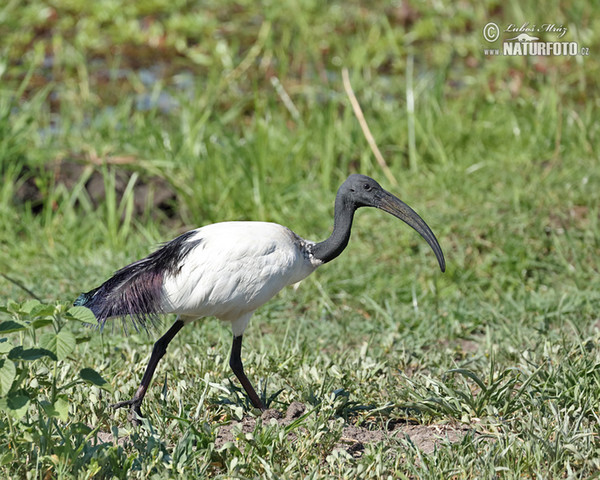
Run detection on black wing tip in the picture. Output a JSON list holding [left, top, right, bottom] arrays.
[[74, 290, 96, 307]]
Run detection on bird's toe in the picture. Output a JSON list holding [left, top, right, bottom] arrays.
[[110, 399, 136, 409], [110, 398, 145, 425]]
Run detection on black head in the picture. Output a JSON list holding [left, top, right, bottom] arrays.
[[338, 174, 446, 272], [338, 174, 386, 207]]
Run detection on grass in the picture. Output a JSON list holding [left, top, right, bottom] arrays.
[[1, 0, 600, 478]]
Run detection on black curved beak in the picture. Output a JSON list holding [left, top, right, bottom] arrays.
[[377, 191, 446, 272]]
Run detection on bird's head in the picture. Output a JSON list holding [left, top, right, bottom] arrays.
[[339, 174, 446, 272]]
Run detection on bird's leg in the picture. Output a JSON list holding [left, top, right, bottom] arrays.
[[229, 335, 266, 411], [111, 319, 185, 424]]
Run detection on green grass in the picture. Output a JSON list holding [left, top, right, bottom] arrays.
[[1, 0, 600, 478]]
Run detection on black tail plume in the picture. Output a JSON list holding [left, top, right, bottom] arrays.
[[74, 259, 165, 332], [74, 230, 202, 332]]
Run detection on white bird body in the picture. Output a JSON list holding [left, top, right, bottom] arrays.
[[161, 221, 321, 333]]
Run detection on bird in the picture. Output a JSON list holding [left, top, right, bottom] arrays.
[[75, 174, 445, 423]]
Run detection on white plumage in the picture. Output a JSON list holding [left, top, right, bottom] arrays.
[[161, 222, 321, 335]]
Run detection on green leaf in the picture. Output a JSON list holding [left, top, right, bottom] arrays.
[[67, 306, 97, 325], [0, 451, 15, 466], [5, 301, 19, 314], [79, 368, 111, 391], [0, 338, 13, 354], [447, 368, 488, 392], [54, 396, 69, 422], [0, 393, 30, 420], [31, 318, 53, 329], [41, 396, 69, 421], [8, 346, 56, 362], [39, 400, 54, 418], [70, 423, 92, 435], [0, 320, 27, 334], [29, 303, 57, 317], [19, 299, 41, 314], [40, 330, 76, 361], [0, 359, 16, 395]]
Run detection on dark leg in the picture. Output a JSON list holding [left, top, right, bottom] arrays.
[[111, 319, 185, 424], [229, 335, 266, 411]]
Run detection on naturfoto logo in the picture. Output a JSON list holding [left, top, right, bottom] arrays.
[[483, 22, 590, 57]]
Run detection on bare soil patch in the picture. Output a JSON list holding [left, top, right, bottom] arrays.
[[15, 160, 177, 219], [215, 401, 470, 456]]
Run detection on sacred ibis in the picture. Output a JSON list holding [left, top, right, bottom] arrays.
[[75, 174, 445, 423]]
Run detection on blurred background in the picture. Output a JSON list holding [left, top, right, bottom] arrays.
[[1, 2, 600, 476]]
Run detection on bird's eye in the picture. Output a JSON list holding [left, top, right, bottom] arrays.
[[363, 183, 371, 191]]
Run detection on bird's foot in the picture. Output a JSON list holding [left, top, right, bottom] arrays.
[[110, 399, 144, 426]]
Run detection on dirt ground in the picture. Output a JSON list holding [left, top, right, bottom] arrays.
[[15, 160, 177, 219], [214, 402, 469, 456]]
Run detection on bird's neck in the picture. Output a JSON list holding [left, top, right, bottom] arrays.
[[311, 195, 356, 264]]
